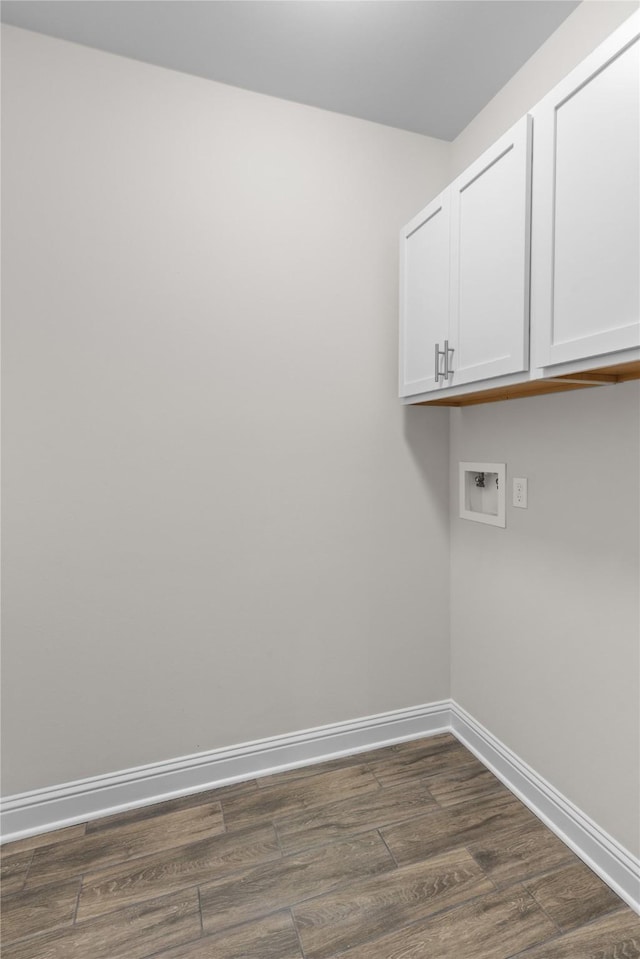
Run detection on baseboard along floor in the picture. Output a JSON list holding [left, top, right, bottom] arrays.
[[2, 699, 639, 919]]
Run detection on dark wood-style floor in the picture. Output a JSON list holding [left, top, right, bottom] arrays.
[[1, 733, 638, 958]]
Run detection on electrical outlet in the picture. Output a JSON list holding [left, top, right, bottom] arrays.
[[513, 477, 528, 509]]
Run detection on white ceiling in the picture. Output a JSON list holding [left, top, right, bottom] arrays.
[[0, 0, 580, 140]]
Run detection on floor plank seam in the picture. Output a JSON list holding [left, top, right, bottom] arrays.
[[289, 906, 307, 959], [298, 880, 529, 959], [218, 798, 228, 834], [267, 819, 410, 861], [367, 765, 386, 788], [14, 847, 36, 892], [196, 884, 204, 935], [272, 820, 287, 858], [547, 900, 630, 938], [73, 843, 292, 923], [1, 926, 53, 949], [376, 827, 400, 869], [23, 816, 265, 893], [194, 902, 312, 952], [504, 900, 636, 959], [1, 912, 81, 950], [272, 816, 429, 862], [265, 778, 444, 853], [134, 905, 308, 959], [460, 843, 500, 892], [494, 857, 611, 896], [504, 921, 569, 959], [421, 783, 439, 807], [71, 884, 205, 933], [424, 881, 533, 927], [136, 923, 206, 959], [525, 889, 566, 936], [461, 834, 576, 894], [24, 852, 199, 890], [72, 873, 83, 924]]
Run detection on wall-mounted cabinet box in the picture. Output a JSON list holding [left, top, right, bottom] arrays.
[[449, 117, 531, 388], [400, 11, 640, 408], [399, 117, 531, 399], [531, 18, 639, 369]]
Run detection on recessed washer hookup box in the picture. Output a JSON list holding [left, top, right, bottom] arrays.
[[459, 462, 506, 528]]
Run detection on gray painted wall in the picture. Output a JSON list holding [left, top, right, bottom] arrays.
[[2, 2, 638, 864], [449, 1, 640, 857], [450, 385, 639, 856], [1, 25, 451, 794]]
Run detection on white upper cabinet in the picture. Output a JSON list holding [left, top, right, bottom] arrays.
[[449, 116, 532, 386], [532, 13, 640, 368], [400, 11, 639, 405], [399, 117, 532, 398], [399, 191, 450, 397]]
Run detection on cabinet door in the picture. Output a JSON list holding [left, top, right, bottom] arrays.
[[399, 191, 450, 397], [448, 115, 532, 387], [532, 14, 640, 368]]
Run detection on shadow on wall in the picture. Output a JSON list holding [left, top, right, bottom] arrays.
[[402, 404, 450, 520]]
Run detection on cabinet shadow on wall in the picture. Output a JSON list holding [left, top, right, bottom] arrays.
[[402, 405, 450, 519]]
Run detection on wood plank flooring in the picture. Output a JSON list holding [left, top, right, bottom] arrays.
[[1, 733, 638, 958]]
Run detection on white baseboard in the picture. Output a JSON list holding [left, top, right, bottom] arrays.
[[2, 698, 638, 915], [450, 700, 640, 915], [0, 701, 451, 843]]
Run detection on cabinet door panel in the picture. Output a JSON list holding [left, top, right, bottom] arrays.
[[449, 115, 531, 387], [532, 17, 639, 367], [399, 192, 450, 397]]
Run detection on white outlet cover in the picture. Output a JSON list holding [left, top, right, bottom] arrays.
[[513, 477, 528, 508]]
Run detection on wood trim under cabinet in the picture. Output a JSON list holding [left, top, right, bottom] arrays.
[[416, 360, 640, 407]]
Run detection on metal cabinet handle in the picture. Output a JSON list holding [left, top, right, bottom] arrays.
[[444, 340, 454, 379], [435, 342, 441, 383]]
